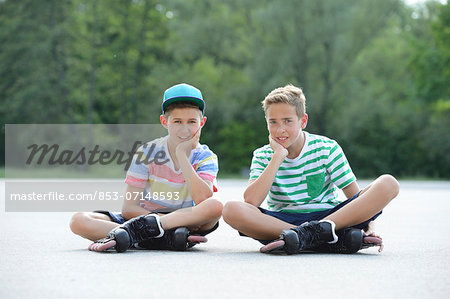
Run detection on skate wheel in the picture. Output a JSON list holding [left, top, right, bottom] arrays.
[[187, 235, 207, 243], [89, 240, 116, 252], [173, 227, 189, 251], [363, 236, 383, 245], [362, 236, 384, 252], [343, 228, 364, 254], [260, 240, 285, 253], [113, 229, 131, 253], [282, 230, 300, 254]]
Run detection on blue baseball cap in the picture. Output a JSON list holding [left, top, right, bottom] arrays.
[[162, 83, 205, 114]]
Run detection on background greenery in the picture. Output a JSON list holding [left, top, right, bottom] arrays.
[[1, 0, 449, 178]]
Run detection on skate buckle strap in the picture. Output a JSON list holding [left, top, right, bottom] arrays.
[[130, 214, 164, 240], [152, 214, 165, 238], [319, 220, 338, 244]]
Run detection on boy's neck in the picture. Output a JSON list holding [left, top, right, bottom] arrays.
[[286, 131, 306, 159]]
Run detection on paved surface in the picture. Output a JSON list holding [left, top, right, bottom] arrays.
[[1, 179, 450, 299]]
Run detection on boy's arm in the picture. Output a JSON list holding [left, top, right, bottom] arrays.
[[244, 136, 287, 207], [176, 131, 214, 205], [342, 181, 360, 199], [326, 141, 359, 199], [121, 185, 149, 220]]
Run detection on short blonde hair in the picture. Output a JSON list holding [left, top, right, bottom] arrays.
[[262, 84, 306, 117]]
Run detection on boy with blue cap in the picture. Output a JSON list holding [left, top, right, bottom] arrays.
[[70, 83, 222, 252]]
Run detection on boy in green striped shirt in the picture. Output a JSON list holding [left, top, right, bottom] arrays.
[[223, 84, 399, 253]]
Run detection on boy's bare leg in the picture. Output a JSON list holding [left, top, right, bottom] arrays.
[[72, 198, 222, 243], [223, 201, 294, 240], [323, 174, 399, 230], [159, 197, 223, 233], [70, 212, 119, 241]]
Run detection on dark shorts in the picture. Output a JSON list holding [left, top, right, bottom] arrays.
[[240, 191, 382, 244], [94, 210, 219, 237], [94, 210, 126, 224]]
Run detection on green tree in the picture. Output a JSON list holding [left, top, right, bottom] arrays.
[[247, 0, 402, 134], [419, 2, 450, 177], [1, 0, 448, 178], [0, 0, 75, 123], [69, 0, 170, 124], [0, 0, 76, 166]]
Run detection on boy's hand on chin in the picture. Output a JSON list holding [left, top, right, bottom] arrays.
[[176, 129, 201, 158], [269, 135, 288, 159]]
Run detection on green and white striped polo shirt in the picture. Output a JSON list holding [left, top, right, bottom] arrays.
[[249, 132, 356, 213]]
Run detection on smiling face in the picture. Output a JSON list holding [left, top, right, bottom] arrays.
[[160, 107, 206, 148], [266, 102, 308, 155]]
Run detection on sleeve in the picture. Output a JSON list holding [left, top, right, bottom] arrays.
[[249, 148, 268, 180], [195, 151, 219, 192], [125, 146, 149, 189], [326, 141, 356, 189]]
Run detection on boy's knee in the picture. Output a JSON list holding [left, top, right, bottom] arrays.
[[378, 174, 400, 198], [209, 198, 224, 218], [223, 201, 244, 225], [201, 198, 223, 219], [69, 212, 90, 235]]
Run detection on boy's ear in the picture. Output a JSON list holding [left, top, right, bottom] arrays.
[[200, 116, 207, 127], [160, 114, 168, 128], [301, 113, 308, 129]]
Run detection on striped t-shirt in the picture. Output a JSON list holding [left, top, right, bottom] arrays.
[[125, 136, 218, 213], [249, 132, 356, 213]]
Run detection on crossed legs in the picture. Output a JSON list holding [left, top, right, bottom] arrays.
[[223, 175, 399, 240], [70, 197, 223, 242]]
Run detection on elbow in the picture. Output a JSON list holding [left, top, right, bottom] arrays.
[[202, 187, 214, 201], [243, 192, 251, 204], [243, 180, 262, 206], [193, 188, 214, 205], [206, 188, 214, 199], [243, 190, 257, 206]]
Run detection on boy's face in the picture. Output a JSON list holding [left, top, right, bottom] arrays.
[[160, 107, 206, 145], [265, 103, 308, 149]]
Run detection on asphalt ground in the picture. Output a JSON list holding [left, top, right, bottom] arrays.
[[1, 179, 449, 299]]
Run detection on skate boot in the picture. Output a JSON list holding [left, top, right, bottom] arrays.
[[89, 214, 164, 253], [136, 227, 208, 251], [260, 220, 337, 254], [315, 228, 384, 253], [290, 220, 338, 251], [315, 228, 363, 254]]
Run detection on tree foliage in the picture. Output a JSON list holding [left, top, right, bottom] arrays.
[[1, 0, 448, 178]]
